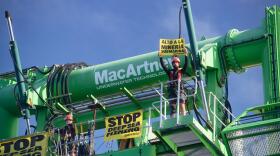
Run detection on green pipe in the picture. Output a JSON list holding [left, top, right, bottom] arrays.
[[221, 28, 267, 73], [0, 27, 269, 108], [68, 52, 181, 102]]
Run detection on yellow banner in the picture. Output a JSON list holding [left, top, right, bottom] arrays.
[[104, 110, 143, 141], [159, 38, 186, 56], [0, 132, 49, 156]]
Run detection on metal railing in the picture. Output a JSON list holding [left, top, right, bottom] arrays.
[[208, 92, 236, 141], [149, 77, 198, 128]]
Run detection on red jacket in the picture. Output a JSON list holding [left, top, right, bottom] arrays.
[[160, 56, 188, 90]]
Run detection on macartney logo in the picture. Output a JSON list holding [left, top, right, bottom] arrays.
[[95, 58, 172, 86]]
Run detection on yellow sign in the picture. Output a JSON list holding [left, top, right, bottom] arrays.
[[0, 132, 49, 156], [104, 110, 143, 141], [159, 38, 186, 56]]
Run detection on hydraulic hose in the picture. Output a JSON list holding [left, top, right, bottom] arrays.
[[187, 47, 211, 128]]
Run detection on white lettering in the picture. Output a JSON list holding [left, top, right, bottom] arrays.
[[95, 70, 108, 85], [149, 61, 159, 72], [117, 69, 126, 79], [94, 59, 171, 85], [144, 61, 150, 73], [108, 71, 117, 81], [136, 64, 145, 76], [127, 64, 138, 77]]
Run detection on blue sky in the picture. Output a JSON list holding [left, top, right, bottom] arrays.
[[1, 0, 280, 153]]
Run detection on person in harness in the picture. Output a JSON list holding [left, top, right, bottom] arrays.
[[60, 113, 77, 156], [159, 50, 188, 118]]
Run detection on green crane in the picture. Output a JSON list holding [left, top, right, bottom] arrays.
[[0, 0, 279, 155]]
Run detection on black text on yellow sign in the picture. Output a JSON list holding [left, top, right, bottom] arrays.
[[104, 110, 143, 141], [0, 132, 49, 156], [159, 38, 186, 56]]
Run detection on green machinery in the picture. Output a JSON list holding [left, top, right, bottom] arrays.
[[0, 0, 280, 155]]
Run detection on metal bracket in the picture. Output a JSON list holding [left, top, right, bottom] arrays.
[[88, 95, 108, 116], [54, 102, 69, 114], [120, 87, 142, 108]]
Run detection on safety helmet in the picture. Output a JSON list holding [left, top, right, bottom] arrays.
[[172, 56, 181, 63], [64, 113, 73, 121]]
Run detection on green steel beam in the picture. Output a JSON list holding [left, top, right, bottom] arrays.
[[120, 87, 141, 108], [262, 6, 280, 103], [221, 132, 232, 156], [246, 102, 280, 112], [190, 117, 228, 156], [0, 108, 19, 139], [153, 130, 180, 154], [154, 142, 175, 154], [35, 106, 48, 131], [52, 96, 166, 129]]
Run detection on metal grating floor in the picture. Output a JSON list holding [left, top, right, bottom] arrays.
[[227, 124, 280, 156]]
